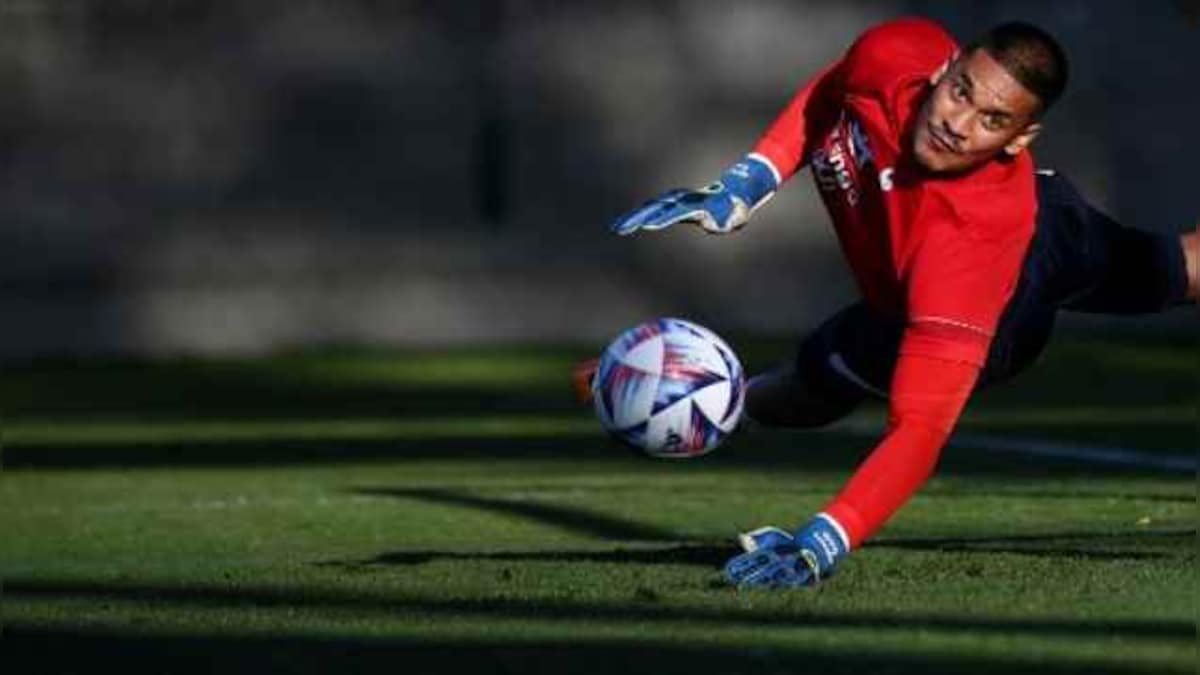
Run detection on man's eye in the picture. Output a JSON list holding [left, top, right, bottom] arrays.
[[982, 115, 1005, 131], [950, 83, 968, 100]]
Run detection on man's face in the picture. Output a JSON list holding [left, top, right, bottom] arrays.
[[912, 48, 1044, 174]]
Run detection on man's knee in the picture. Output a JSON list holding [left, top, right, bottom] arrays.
[[745, 369, 862, 429], [748, 303, 897, 429]]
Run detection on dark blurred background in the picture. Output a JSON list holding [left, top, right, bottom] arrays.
[[1, 0, 1195, 359]]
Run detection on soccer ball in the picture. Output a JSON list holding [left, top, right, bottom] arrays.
[[593, 317, 745, 458]]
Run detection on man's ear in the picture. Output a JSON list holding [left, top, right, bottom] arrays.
[[1004, 122, 1042, 156], [929, 51, 958, 86]]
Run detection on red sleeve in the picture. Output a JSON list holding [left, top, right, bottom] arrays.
[[902, 207, 1033, 366], [823, 346, 979, 548], [839, 17, 957, 97], [751, 18, 957, 184], [751, 60, 843, 182]]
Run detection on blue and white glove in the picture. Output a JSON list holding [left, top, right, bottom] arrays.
[[724, 514, 850, 589], [610, 154, 780, 236]]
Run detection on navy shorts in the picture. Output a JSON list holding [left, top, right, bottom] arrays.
[[791, 170, 1190, 407]]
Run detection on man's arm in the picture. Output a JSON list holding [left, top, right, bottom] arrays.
[[749, 61, 844, 184], [821, 341, 980, 547], [728, 209, 1031, 588], [726, 339, 980, 588], [610, 61, 843, 236], [824, 212, 1031, 546]]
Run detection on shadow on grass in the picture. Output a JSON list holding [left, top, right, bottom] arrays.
[[0, 351, 590, 422], [345, 486, 1194, 563], [2, 435, 609, 469], [323, 539, 1178, 569], [5, 335, 1195, 481], [7, 577, 1194, 642], [5, 430, 1190, 480], [6, 626, 1186, 675], [4, 338, 1194, 476], [322, 543, 730, 568], [4, 333, 1192, 419], [920, 489, 1196, 504], [316, 509, 1192, 568], [5, 381, 585, 421], [351, 487, 678, 541], [870, 527, 1196, 561]]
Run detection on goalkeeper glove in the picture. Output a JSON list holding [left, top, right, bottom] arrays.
[[724, 514, 850, 589], [610, 154, 779, 236]]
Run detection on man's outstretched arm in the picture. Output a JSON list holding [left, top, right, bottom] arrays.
[[610, 61, 843, 236], [820, 346, 979, 548], [727, 204, 1030, 588], [726, 334, 980, 589]]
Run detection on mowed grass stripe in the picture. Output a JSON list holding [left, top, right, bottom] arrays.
[[5, 601, 1194, 675], [4, 626, 1194, 675], [6, 577, 1193, 639], [3, 415, 599, 446], [5, 402, 1194, 446], [956, 405, 1196, 428]]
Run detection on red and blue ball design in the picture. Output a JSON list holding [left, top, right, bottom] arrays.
[[593, 318, 745, 458]]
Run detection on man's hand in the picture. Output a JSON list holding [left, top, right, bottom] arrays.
[[610, 155, 779, 236], [724, 515, 850, 589], [737, 525, 795, 552]]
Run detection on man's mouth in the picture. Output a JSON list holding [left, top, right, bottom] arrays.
[[926, 124, 957, 154]]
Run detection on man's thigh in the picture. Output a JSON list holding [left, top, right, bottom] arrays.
[[797, 302, 903, 400], [1033, 171, 1188, 314], [746, 303, 895, 428]]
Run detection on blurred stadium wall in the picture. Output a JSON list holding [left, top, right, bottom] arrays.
[[0, 1, 1195, 358]]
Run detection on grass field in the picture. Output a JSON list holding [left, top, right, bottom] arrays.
[[2, 331, 1195, 674]]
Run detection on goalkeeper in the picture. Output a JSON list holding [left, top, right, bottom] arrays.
[[589, 18, 1199, 588]]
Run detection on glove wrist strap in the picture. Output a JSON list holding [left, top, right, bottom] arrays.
[[720, 154, 780, 210]]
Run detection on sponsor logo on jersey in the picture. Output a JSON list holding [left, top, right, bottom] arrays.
[[813, 113, 863, 206], [848, 117, 874, 169], [812, 113, 895, 201]]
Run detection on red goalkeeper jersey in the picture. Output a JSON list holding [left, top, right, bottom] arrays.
[[752, 17, 1036, 366], [746, 18, 1040, 548]]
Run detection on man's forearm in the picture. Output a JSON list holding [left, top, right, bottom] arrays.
[[821, 352, 980, 548]]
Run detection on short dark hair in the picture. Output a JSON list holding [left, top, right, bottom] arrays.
[[969, 21, 1069, 115]]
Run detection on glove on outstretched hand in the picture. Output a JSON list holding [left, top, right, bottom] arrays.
[[724, 515, 849, 589], [610, 155, 779, 236]]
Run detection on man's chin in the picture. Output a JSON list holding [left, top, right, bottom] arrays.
[[911, 144, 971, 175], [912, 145, 946, 173]]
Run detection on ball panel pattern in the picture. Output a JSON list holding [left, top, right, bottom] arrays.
[[593, 318, 745, 458]]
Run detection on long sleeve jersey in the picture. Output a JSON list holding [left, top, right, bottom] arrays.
[[750, 18, 1038, 546]]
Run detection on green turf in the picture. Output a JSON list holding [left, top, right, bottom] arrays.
[[1, 332, 1195, 673]]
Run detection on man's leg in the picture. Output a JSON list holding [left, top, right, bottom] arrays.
[[1182, 224, 1199, 301], [1031, 171, 1193, 315], [746, 303, 900, 428], [974, 170, 1194, 391]]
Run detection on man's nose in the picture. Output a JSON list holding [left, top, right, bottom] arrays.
[[942, 108, 970, 141]]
